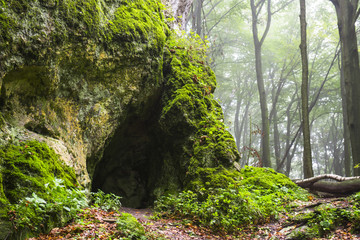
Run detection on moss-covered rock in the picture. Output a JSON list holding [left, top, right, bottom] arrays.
[[0, 0, 239, 214], [0, 140, 77, 203], [0, 140, 79, 239]]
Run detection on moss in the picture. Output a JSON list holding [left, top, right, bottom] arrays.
[[160, 33, 240, 183], [239, 165, 299, 190], [0, 140, 77, 203], [187, 166, 242, 193], [0, 171, 8, 208], [0, 0, 168, 74], [108, 0, 167, 49], [0, 1, 15, 49], [0, 113, 5, 130], [116, 213, 147, 238]]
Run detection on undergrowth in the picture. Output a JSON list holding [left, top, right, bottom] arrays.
[[8, 178, 88, 235]]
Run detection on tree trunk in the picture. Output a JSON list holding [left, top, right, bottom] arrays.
[[166, 0, 194, 29], [299, 0, 314, 178], [250, 0, 272, 168], [193, 0, 203, 37], [330, 0, 360, 176], [234, 93, 242, 152], [340, 41, 352, 177]]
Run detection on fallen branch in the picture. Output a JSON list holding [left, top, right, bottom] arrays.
[[293, 174, 360, 196]]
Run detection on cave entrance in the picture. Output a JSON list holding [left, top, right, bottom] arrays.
[[91, 114, 164, 208], [90, 92, 166, 208]]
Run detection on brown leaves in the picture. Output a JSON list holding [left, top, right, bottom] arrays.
[[29, 208, 120, 240]]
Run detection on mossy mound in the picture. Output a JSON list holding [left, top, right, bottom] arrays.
[[155, 166, 308, 232], [239, 165, 299, 190]]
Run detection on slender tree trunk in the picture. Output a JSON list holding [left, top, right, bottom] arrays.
[[194, 0, 203, 37], [250, 0, 272, 168], [273, 107, 281, 168], [285, 89, 299, 176], [330, 0, 360, 176], [299, 0, 314, 178], [331, 117, 343, 176], [340, 53, 352, 176], [234, 93, 242, 152]]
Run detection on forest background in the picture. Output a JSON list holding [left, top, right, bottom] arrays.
[[180, 0, 359, 179]]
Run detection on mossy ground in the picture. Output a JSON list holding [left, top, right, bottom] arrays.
[[155, 166, 309, 232]]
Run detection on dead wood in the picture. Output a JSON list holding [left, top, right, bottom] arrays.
[[293, 174, 360, 196]]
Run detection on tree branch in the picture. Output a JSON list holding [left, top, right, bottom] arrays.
[[271, 0, 295, 15], [206, 1, 243, 35], [260, 0, 271, 45]]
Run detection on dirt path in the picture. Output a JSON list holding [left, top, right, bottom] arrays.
[[119, 207, 228, 239]]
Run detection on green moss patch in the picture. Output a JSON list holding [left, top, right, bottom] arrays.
[[109, 0, 167, 49], [0, 0, 168, 74], [0, 140, 77, 203]]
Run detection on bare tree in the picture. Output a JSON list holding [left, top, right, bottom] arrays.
[[250, 0, 272, 168], [299, 0, 313, 178]]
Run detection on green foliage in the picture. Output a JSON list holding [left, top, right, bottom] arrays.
[[90, 190, 122, 211], [116, 213, 147, 240], [155, 166, 308, 232], [8, 178, 88, 235]]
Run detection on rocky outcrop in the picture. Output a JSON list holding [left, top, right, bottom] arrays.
[[0, 0, 239, 217]]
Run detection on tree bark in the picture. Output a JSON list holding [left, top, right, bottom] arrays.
[[250, 0, 272, 168], [166, 0, 194, 29], [193, 0, 203, 37], [299, 0, 314, 178], [294, 174, 360, 195], [340, 51, 352, 177], [330, 0, 360, 176], [234, 92, 242, 152]]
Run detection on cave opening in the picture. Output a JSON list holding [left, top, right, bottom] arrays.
[[91, 100, 165, 208]]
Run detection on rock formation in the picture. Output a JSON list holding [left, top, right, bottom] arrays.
[[0, 0, 239, 238]]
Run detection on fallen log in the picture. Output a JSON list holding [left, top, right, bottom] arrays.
[[293, 174, 360, 196]]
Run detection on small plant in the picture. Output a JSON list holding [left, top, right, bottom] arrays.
[[90, 189, 122, 211]]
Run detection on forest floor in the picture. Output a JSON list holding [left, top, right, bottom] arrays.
[[30, 197, 360, 240]]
